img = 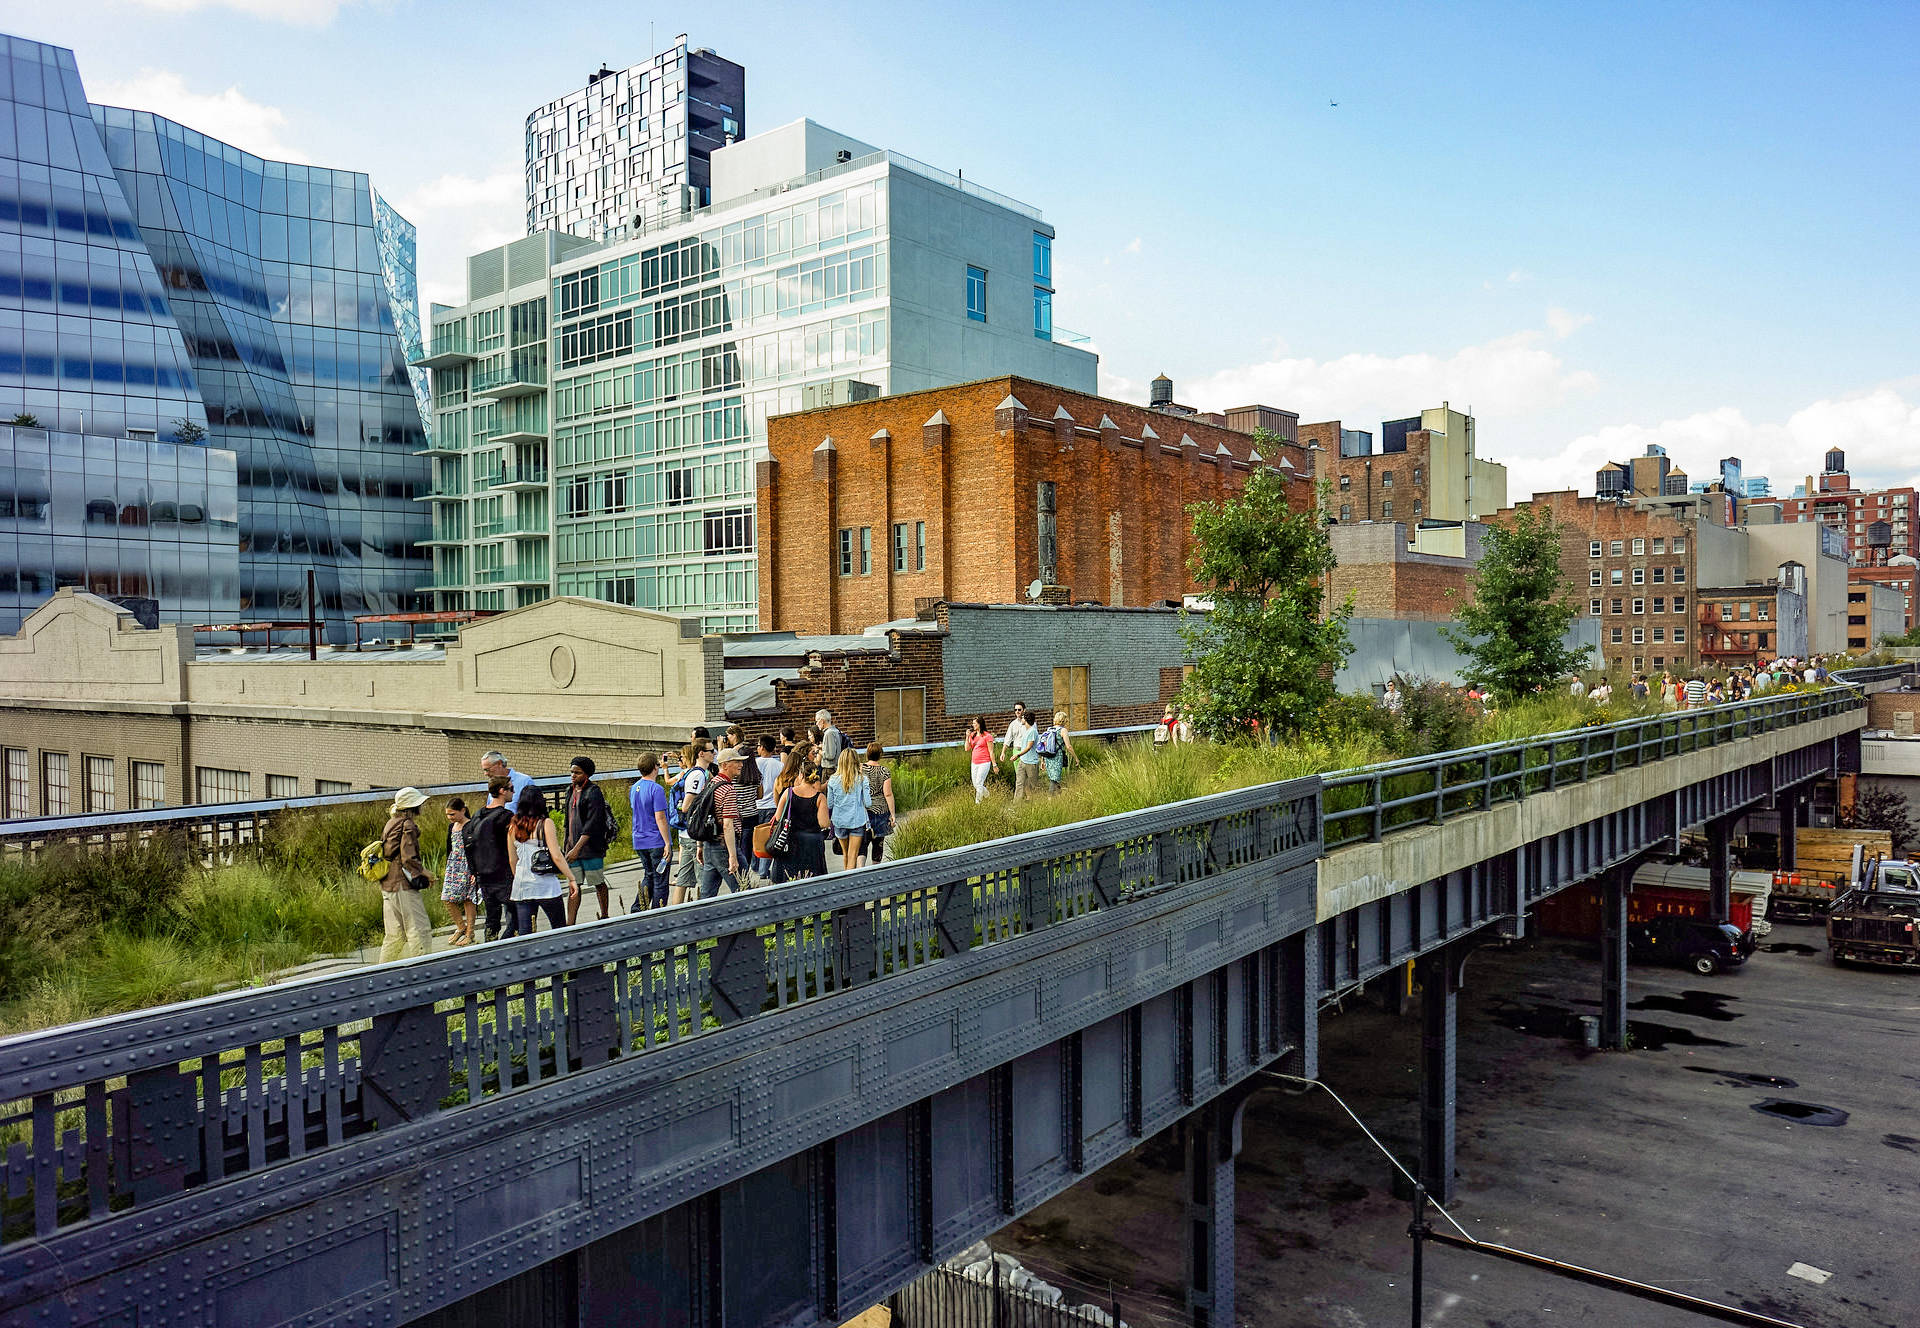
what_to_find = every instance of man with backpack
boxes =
[562,755,618,923]
[668,742,713,905]
[464,777,516,940]
[817,709,848,768]
[688,747,749,899]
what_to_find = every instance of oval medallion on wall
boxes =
[550,643,576,688]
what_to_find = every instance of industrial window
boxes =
[1611,598,1624,614]
[1382,501,1393,519]
[1590,570,1602,587]
[1590,599,1602,615]
[1610,540,1624,555]
[1653,628,1666,642]
[1632,598,1645,615]
[703,508,754,556]
[1653,597,1666,613]
[1673,595,1686,613]
[317,780,351,796]
[873,687,927,747]
[1382,471,1394,488]
[1632,567,1645,585]
[1672,566,1686,583]
[1652,538,1666,553]
[1632,628,1645,644]
[132,760,165,809]
[1673,537,1687,553]
[838,527,855,576]
[1038,481,1057,582]
[1610,569,1624,585]
[915,521,927,572]
[1673,627,1687,643]
[1590,542,1602,558]
[860,526,872,574]
[1632,538,1645,555]
[1610,627,1623,644]
[4,748,28,817]
[893,522,911,573]
[1652,567,1665,583]
[42,752,70,816]
[965,265,987,322]
[1052,666,1090,731]
[1653,656,1666,668]
[195,767,250,804]
[85,755,115,813]
[266,775,299,800]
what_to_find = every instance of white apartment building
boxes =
[417,119,1098,628]
[525,36,745,242]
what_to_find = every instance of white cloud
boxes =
[90,69,307,161]
[119,0,357,25]
[1123,236,1142,255]
[1529,381,1920,501]
[1545,307,1593,339]
[1183,319,1599,427]
[389,171,523,310]
[1507,269,1532,284]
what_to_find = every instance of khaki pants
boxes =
[380,888,432,962]
[1014,762,1041,801]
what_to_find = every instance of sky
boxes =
[6,0,1918,501]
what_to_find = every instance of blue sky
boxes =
[7,0,1917,498]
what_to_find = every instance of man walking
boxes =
[562,755,615,923]
[1002,703,1040,801]
[629,753,673,911]
[671,742,713,904]
[697,747,750,899]
[465,777,516,939]
[817,709,847,768]
[480,750,533,805]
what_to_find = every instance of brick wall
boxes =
[759,377,1313,634]
[1321,432,1436,525]
[0,706,184,817]
[1325,523,1476,622]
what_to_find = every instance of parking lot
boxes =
[997,931,1920,1327]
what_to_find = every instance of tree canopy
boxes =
[1445,504,1586,701]
[1177,460,1351,740]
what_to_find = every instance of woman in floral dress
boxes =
[441,797,478,945]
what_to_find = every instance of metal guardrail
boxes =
[1321,668,1893,850]
[0,777,1321,1252]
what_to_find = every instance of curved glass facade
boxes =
[92,105,429,623]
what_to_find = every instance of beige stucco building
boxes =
[0,591,724,817]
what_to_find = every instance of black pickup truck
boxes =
[1827,887,1920,968]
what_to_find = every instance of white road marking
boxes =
[1787,1262,1833,1285]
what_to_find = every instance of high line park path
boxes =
[0,666,1902,1328]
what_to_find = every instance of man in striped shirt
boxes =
[697,747,750,899]
[1684,676,1708,708]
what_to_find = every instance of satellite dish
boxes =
[1027,579,1045,601]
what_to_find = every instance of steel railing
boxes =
[1321,667,1896,850]
[0,776,1322,1250]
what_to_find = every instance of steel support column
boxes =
[1707,814,1734,924]
[1184,1094,1247,1328]
[1781,794,1800,871]
[1416,944,1465,1206]
[1599,865,1630,1051]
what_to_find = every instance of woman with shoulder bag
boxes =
[785,750,831,879]
[509,785,575,933]
[760,747,804,885]
[862,743,898,863]
[825,747,872,870]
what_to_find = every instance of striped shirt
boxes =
[1684,679,1707,706]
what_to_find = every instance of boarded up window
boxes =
[1052,666,1090,731]
[874,687,927,747]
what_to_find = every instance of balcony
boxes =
[473,355,547,399]
[419,528,468,546]
[476,563,548,587]
[493,466,548,492]
[472,515,549,540]
[492,425,547,446]
[411,330,475,370]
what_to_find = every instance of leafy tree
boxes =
[1446,505,1586,702]
[1851,785,1918,858]
[1177,465,1351,740]
[9,412,40,427]
[173,418,208,443]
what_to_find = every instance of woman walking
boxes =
[508,785,575,935]
[440,796,478,946]
[965,716,994,803]
[826,747,873,870]
[862,744,898,863]
[378,787,433,962]
[1040,710,1078,795]
[785,752,831,879]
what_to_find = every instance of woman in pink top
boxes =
[965,715,995,803]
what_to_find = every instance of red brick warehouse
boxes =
[756,376,1314,634]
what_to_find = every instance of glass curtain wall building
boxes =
[91,104,430,628]
[420,119,1096,629]
[0,34,238,633]
[526,36,744,243]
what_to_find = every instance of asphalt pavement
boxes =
[996,931,1920,1327]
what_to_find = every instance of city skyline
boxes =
[1,0,1915,507]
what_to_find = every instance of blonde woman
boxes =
[825,746,872,870]
[1039,710,1078,794]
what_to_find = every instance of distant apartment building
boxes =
[1144,373,1301,442]
[0,33,428,635]
[1302,404,1507,525]
[756,377,1309,635]
[1595,445,1690,499]
[1775,446,1914,565]
[417,119,1098,629]
[526,37,745,242]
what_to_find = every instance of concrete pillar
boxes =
[1708,815,1733,924]
[1416,946,1460,1205]
[1184,1094,1246,1328]
[1600,865,1630,1051]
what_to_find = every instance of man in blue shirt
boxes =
[629,752,673,910]
[481,750,533,805]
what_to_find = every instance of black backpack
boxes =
[682,777,725,843]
